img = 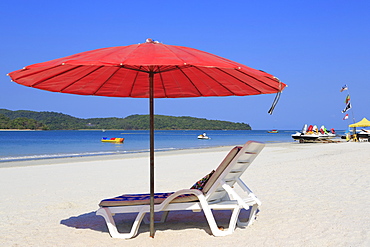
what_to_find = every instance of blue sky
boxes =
[1,0,369,130]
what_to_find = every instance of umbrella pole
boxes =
[149,72,155,238]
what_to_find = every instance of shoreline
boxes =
[0,129,43,131]
[0,141,297,168]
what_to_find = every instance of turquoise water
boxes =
[0,130,344,162]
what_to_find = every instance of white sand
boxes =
[0,142,369,246]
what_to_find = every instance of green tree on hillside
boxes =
[0,109,252,130]
[10,117,48,130]
[0,114,11,129]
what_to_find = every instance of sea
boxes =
[0,129,345,163]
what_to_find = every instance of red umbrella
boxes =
[8,39,287,237]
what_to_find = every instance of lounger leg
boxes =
[143,211,169,224]
[226,207,241,234]
[160,211,169,222]
[96,207,123,238]
[197,197,232,237]
[237,204,258,227]
[96,207,146,239]
[246,204,258,226]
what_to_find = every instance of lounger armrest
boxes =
[159,189,205,210]
[221,182,261,207]
[235,178,261,205]
[170,189,204,197]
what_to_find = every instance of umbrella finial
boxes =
[146,38,159,44]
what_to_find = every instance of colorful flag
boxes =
[343,114,349,120]
[345,94,350,104]
[341,102,352,113]
[340,84,348,92]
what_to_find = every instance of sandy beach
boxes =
[0,141,369,246]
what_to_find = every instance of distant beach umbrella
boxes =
[8,39,287,237]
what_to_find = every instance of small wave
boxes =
[0,147,183,163]
[0,151,118,162]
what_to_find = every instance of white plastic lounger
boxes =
[96,141,265,239]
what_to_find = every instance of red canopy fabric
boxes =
[8,41,286,98]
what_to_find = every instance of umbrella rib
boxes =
[236,69,282,92]
[29,65,83,87]
[120,64,185,74]
[11,65,60,81]
[215,68,262,94]
[155,65,182,73]
[158,71,167,97]
[154,66,172,98]
[161,44,187,64]
[176,66,203,95]
[128,66,142,97]
[191,66,235,95]
[91,66,122,95]
[59,66,104,92]
[120,65,150,73]
[158,45,200,73]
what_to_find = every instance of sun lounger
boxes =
[96,141,265,239]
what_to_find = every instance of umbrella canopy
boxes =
[349,118,370,127]
[8,39,287,238]
[8,40,285,98]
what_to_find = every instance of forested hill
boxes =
[0,109,251,130]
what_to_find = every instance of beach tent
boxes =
[349,118,370,127]
[348,118,370,142]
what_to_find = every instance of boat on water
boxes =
[101,137,124,143]
[267,129,278,133]
[198,133,211,139]
[292,124,336,141]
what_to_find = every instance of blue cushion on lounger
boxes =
[99,192,198,207]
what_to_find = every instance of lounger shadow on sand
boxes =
[61,208,258,236]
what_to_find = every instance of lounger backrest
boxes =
[204,141,265,204]
[202,146,241,194]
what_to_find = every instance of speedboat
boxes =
[292,125,319,141]
[292,124,336,141]
[318,125,336,139]
[198,133,211,139]
[101,137,124,143]
[291,132,320,141]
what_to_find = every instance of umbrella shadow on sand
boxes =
[60,208,256,236]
